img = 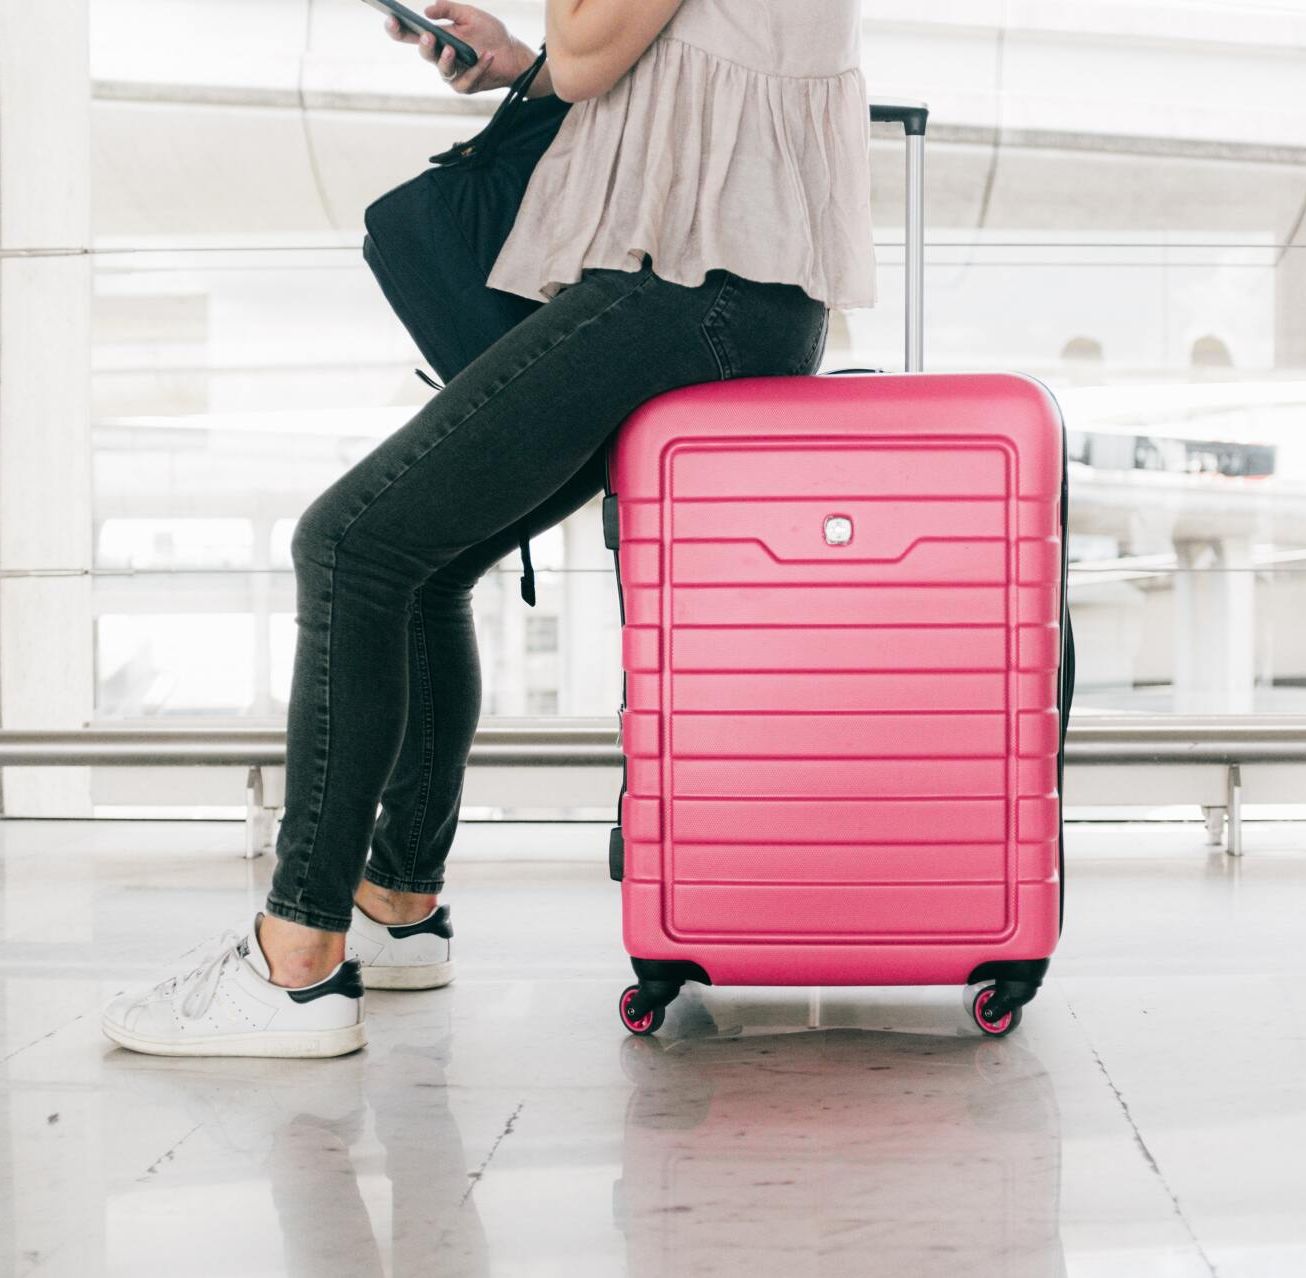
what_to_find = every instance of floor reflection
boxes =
[6,830,1302,1274]
[614,992,1066,1277]
[272,1040,490,1277]
[102,1025,490,1276]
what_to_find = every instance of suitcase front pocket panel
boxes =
[663,438,1026,944]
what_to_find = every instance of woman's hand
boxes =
[384,2,539,95]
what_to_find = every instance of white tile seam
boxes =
[461,1099,525,1206]
[0,1010,91,1065]
[1060,985,1220,1277]
[137,1121,204,1183]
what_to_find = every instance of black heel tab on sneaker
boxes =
[387,904,452,941]
[287,958,365,1003]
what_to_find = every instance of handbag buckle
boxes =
[428,42,546,168]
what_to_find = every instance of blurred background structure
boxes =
[2,0,1305,819]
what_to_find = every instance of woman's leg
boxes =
[357,287,828,920]
[360,445,607,919]
[262,257,828,978]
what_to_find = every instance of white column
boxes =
[0,0,95,815]
[1173,538,1256,714]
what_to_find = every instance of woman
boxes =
[102,0,877,1057]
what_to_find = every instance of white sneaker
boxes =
[102,914,367,1059]
[346,902,455,990]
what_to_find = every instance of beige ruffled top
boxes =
[485,0,877,312]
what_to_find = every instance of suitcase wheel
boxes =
[971,985,1023,1037]
[619,984,666,1037]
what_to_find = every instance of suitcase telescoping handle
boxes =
[870,99,929,372]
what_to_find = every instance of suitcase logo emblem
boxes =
[823,515,853,546]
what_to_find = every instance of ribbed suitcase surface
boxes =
[611,371,1065,989]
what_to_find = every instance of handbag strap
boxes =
[424,42,549,605]
[512,42,549,101]
[428,42,549,166]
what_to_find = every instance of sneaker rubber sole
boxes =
[101,1017,367,1059]
[360,960,455,991]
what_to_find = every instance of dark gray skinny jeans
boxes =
[266,253,829,932]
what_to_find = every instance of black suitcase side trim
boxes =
[603,441,628,874]
[602,493,620,551]
[1021,378,1076,939]
[608,826,625,882]
[1056,417,1075,938]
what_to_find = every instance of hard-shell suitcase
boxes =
[603,101,1074,1038]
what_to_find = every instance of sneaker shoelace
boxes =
[154,929,246,1020]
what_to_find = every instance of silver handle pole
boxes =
[905,132,925,372]
[870,101,929,371]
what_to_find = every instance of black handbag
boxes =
[362,44,571,604]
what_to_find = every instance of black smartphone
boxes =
[359,0,479,69]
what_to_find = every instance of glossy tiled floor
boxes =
[1,818,1304,1278]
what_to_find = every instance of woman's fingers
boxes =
[385,16,419,44]
[419,33,459,72]
[454,48,494,91]
[424,37,493,92]
[423,1,471,22]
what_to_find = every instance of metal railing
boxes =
[0,720,618,768]
[2,717,1304,859]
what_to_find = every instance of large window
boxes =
[2,1,1305,817]
[85,238,1306,722]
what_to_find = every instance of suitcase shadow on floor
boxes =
[613,991,1067,1278]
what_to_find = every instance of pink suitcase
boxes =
[602,102,1074,1038]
